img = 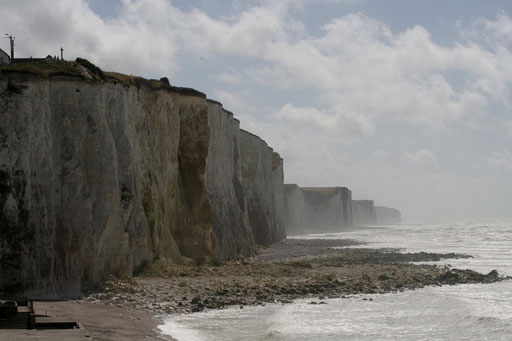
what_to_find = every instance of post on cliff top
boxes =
[5,34,14,60]
[60,47,64,60]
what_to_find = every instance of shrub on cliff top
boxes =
[0,59,81,78]
[160,77,170,86]
[75,57,105,79]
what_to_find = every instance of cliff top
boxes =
[375,206,401,212]
[353,199,375,204]
[301,187,349,193]
[0,58,206,98]
[239,129,271,147]
[0,58,83,78]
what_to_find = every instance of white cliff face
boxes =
[302,187,352,229]
[0,74,286,297]
[206,101,254,260]
[239,130,286,246]
[0,76,219,297]
[1,77,157,297]
[375,206,402,223]
[271,153,286,242]
[351,200,377,226]
[174,93,217,264]
[283,184,306,231]
[283,186,352,232]
[0,71,401,298]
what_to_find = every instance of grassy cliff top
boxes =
[0,59,82,78]
[0,58,205,97]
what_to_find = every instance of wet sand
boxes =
[33,300,170,340]
[37,238,506,340]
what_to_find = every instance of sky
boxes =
[1,0,512,221]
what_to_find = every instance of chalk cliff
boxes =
[0,61,401,298]
[239,131,285,246]
[283,186,402,231]
[302,187,353,229]
[0,71,284,297]
[351,200,377,226]
[283,184,306,232]
[375,206,402,223]
[205,100,254,259]
[283,185,352,231]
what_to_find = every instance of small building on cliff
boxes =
[0,49,10,64]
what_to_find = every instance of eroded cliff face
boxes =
[271,153,286,242]
[351,200,377,226]
[283,184,306,232]
[283,185,352,231]
[205,101,254,260]
[375,206,402,223]
[239,131,285,246]
[302,187,353,229]
[0,74,285,297]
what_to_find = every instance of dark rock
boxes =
[439,270,459,282]
[377,274,390,281]
[487,270,499,278]
[191,306,204,312]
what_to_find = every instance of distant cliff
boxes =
[284,186,400,231]
[283,185,352,232]
[0,66,285,298]
[375,206,402,223]
[352,200,377,226]
[283,184,306,231]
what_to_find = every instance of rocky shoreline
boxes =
[77,238,506,317]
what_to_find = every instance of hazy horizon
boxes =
[3,0,511,220]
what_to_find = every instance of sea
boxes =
[159,218,512,340]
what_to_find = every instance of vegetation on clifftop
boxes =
[0,57,205,97]
[0,59,82,78]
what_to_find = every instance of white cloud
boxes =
[405,149,438,168]
[277,104,338,131]
[216,71,243,85]
[212,90,247,113]
[175,2,297,58]
[472,11,512,43]
[504,121,512,137]
[487,150,512,173]
[177,9,500,130]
